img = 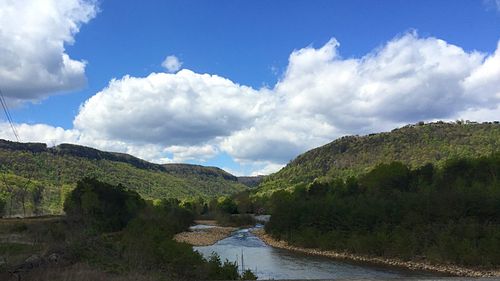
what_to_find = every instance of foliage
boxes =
[266,153,500,266]
[216,196,239,214]
[0,194,5,217]
[63,178,253,279]
[64,178,146,232]
[215,214,256,227]
[259,122,500,195]
[206,253,240,280]
[1,178,257,279]
[0,141,247,216]
[241,269,258,280]
[0,173,45,217]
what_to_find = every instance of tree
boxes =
[64,178,145,232]
[0,194,6,217]
[217,196,238,214]
[360,162,410,192]
[241,269,258,280]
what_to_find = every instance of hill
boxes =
[237,176,265,187]
[259,121,500,194]
[0,140,247,216]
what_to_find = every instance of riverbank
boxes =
[174,222,236,246]
[251,229,500,278]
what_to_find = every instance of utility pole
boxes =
[241,249,244,274]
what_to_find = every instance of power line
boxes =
[0,88,20,142]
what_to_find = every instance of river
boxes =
[194,225,435,280]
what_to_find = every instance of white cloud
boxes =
[2,32,500,175]
[164,144,218,163]
[250,163,285,176]
[73,69,270,145]
[222,33,496,166]
[162,55,183,73]
[0,122,80,145]
[0,0,97,101]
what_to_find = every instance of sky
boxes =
[1,0,500,176]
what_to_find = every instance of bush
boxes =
[63,178,145,233]
[241,269,258,280]
[206,253,239,280]
[216,214,256,227]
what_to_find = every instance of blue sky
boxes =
[1,0,500,175]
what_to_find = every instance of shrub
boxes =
[63,178,145,232]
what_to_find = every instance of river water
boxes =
[194,225,434,280]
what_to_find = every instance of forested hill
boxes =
[259,121,500,193]
[0,140,247,216]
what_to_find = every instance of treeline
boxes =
[177,191,259,227]
[49,178,256,280]
[0,147,246,216]
[0,172,72,218]
[261,122,500,194]
[265,153,500,266]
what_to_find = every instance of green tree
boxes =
[217,196,238,214]
[241,269,258,280]
[64,178,145,232]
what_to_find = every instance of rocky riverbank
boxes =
[251,229,500,278]
[174,223,236,246]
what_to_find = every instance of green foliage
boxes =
[215,214,256,227]
[0,194,5,217]
[209,194,257,227]
[266,154,500,266]
[206,253,240,280]
[259,122,500,194]
[1,189,257,280]
[64,178,146,232]
[0,141,247,216]
[60,178,253,279]
[216,196,238,214]
[0,173,46,217]
[241,269,258,280]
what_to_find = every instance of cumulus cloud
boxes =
[162,55,183,73]
[164,144,218,162]
[2,32,500,175]
[0,0,97,101]
[74,69,271,145]
[0,122,80,145]
[222,33,497,166]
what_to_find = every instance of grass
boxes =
[0,263,166,281]
[0,216,64,270]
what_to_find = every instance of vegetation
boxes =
[0,140,248,216]
[1,178,256,280]
[259,122,500,194]
[265,153,500,266]
[64,178,146,233]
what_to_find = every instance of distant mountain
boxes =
[258,121,500,194]
[0,140,247,216]
[236,176,265,188]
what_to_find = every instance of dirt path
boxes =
[251,229,500,278]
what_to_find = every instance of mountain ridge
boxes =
[258,121,500,193]
[0,139,253,216]
[0,139,267,185]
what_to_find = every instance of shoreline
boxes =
[174,223,236,246]
[251,229,500,278]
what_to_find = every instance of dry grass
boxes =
[1,263,164,281]
[193,220,218,226]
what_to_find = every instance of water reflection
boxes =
[194,226,431,280]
